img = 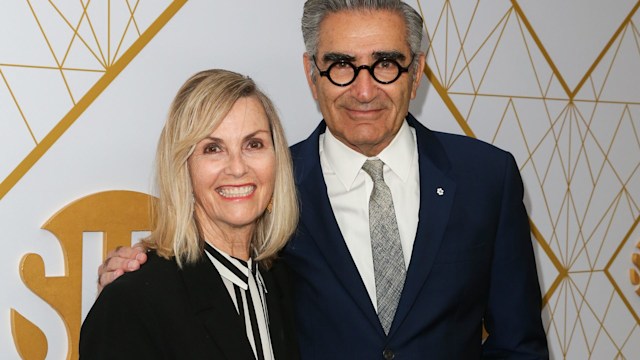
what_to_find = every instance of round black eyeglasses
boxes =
[313,55,414,87]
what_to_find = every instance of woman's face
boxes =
[188,96,276,237]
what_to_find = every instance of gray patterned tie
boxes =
[362,159,406,334]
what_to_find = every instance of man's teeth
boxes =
[217,185,255,198]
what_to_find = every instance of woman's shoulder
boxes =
[100,251,180,297]
[81,253,186,358]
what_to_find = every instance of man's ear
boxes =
[303,53,319,100]
[410,52,426,99]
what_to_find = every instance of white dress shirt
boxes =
[319,120,421,310]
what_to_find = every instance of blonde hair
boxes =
[144,69,298,269]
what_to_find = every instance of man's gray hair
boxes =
[301,0,424,57]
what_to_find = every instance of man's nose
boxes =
[350,68,377,101]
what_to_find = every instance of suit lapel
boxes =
[390,115,457,335]
[293,118,459,338]
[181,256,256,360]
[294,122,382,332]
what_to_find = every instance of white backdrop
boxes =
[1,1,639,359]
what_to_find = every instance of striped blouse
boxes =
[203,242,274,360]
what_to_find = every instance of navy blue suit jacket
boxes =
[283,114,548,359]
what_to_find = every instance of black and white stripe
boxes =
[204,242,273,360]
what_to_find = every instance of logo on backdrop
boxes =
[11,191,154,360]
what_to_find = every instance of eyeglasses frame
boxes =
[312,54,415,87]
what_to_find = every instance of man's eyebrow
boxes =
[322,52,356,63]
[320,51,408,64]
[372,51,407,61]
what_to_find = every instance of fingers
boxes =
[97,268,124,293]
[101,251,139,272]
[108,245,142,262]
[132,243,148,265]
[97,244,148,293]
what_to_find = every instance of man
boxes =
[100,1,548,358]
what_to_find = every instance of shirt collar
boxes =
[321,119,416,190]
[204,242,252,291]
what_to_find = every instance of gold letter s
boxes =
[12,190,153,360]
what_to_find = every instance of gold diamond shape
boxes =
[607,219,640,323]
[514,0,639,91]
[417,0,640,357]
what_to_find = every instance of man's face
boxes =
[304,9,425,156]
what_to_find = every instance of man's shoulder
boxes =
[289,137,308,154]
[432,130,507,154]
[408,113,510,158]
[409,120,515,178]
[289,132,316,155]
[289,121,325,155]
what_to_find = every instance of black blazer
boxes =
[80,252,299,360]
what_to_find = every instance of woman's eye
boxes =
[204,144,221,153]
[247,140,264,149]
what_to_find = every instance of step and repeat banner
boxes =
[1,1,639,359]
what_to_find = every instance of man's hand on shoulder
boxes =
[98,243,148,293]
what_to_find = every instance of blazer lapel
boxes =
[390,115,457,335]
[181,256,256,360]
[293,122,382,332]
[263,269,285,359]
[261,264,297,360]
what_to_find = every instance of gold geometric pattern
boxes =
[416,0,640,358]
[3,1,639,359]
[0,0,186,200]
[1,2,185,359]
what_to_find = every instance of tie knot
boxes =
[362,159,385,182]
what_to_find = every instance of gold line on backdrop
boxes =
[2,1,186,359]
[1,0,639,358]
[418,0,640,357]
[0,0,187,201]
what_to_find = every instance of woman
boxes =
[80,69,299,359]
